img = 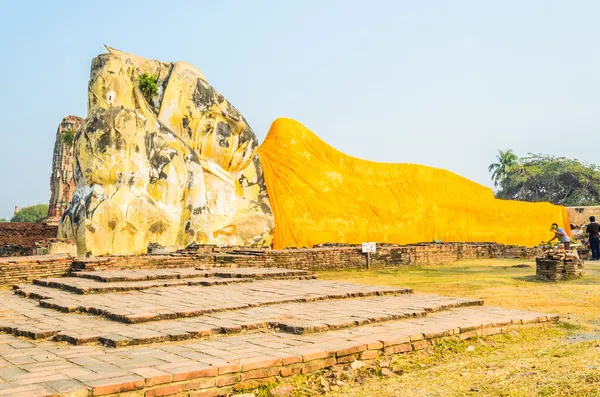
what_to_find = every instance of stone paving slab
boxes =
[0,302,557,397]
[15,280,412,323]
[0,292,481,347]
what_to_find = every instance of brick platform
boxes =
[0,266,558,396]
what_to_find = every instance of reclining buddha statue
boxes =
[59,47,274,255]
[61,47,571,255]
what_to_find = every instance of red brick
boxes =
[216,374,240,387]
[412,340,430,350]
[207,360,241,375]
[235,377,276,391]
[381,335,411,348]
[239,356,282,372]
[336,354,359,364]
[181,377,216,391]
[360,350,380,360]
[285,346,334,362]
[301,358,336,374]
[87,375,145,396]
[241,367,279,381]
[384,343,413,355]
[132,367,172,387]
[367,341,384,350]
[281,355,301,366]
[190,386,233,397]
[169,364,218,382]
[280,365,302,377]
[335,343,366,357]
[145,383,183,397]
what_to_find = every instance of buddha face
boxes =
[88,55,137,113]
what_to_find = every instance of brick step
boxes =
[14,280,412,323]
[31,277,252,294]
[205,268,315,279]
[0,300,559,397]
[31,273,316,294]
[72,267,314,282]
[72,268,211,281]
[0,293,480,347]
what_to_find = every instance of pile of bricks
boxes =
[0,223,58,257]
[0,244,31,257]
[536,249,585,281]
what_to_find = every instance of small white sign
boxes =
[362,242,376,253]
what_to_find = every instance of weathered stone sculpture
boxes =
[46,116,84,225]
[59,47,274,255]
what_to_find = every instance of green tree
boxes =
[10,204,49,223]
[0,218,7,222]
[488,149,519,188]
[137,72,158,103]
[496,154,600,206]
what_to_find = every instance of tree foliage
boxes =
[60,129,75,145]
[493,153,600,206]
[137,73,158,103]
[488,149,518,187]
[11,204,49,223]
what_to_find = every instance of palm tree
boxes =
[488,149,518,187]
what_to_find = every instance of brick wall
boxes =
[71,254,213,271]
[209,243,541,270]
[74,243,541,272]
[0,254,72,285]
[0,223,59,257]
[0,242,543,286]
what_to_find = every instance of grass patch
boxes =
[319,258,600,328]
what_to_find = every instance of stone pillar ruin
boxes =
[46,116,84,225]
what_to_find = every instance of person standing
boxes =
[586,216,600,260]
[548,223,571,251]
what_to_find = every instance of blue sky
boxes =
[0,0,599,219]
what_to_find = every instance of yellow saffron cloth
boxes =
[258,118,571,249]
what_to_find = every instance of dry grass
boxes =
[319,258,600,328]
[280,259,600,396]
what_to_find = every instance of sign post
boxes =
[361,242,376,269]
